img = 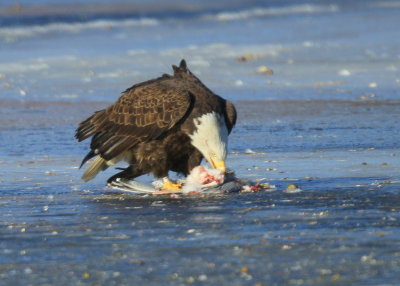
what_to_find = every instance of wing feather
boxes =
[76,80,192,162]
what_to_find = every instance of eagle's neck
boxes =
[188,112,228,163]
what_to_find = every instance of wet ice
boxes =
[1,0,400,285]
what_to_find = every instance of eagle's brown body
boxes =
[76,60,236,183]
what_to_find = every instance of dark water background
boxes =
[1,0,400,285]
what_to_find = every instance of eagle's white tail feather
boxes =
[82,156,109,182]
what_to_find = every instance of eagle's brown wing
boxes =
[76,81,192,164]
[225,100,237,133]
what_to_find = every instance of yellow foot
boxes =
[161,179,182,191]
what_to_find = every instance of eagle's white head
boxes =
[189,112,228,173]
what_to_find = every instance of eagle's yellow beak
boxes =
[210,159,226,173]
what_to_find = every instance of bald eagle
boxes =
[76,60,237,190]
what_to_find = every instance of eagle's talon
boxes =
[161,179,182,191]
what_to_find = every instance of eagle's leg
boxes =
[107,166,142,184]
[152,153,182,191]
[186,150,203,175]
[161,177,182,191]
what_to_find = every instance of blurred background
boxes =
[1,0,399,102]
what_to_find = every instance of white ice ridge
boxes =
[206,4,339,21]
[0,18,158,40]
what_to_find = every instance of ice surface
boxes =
[1,0,400,285]
[1,1,399,102]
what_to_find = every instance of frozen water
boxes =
[1,0,400,285]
